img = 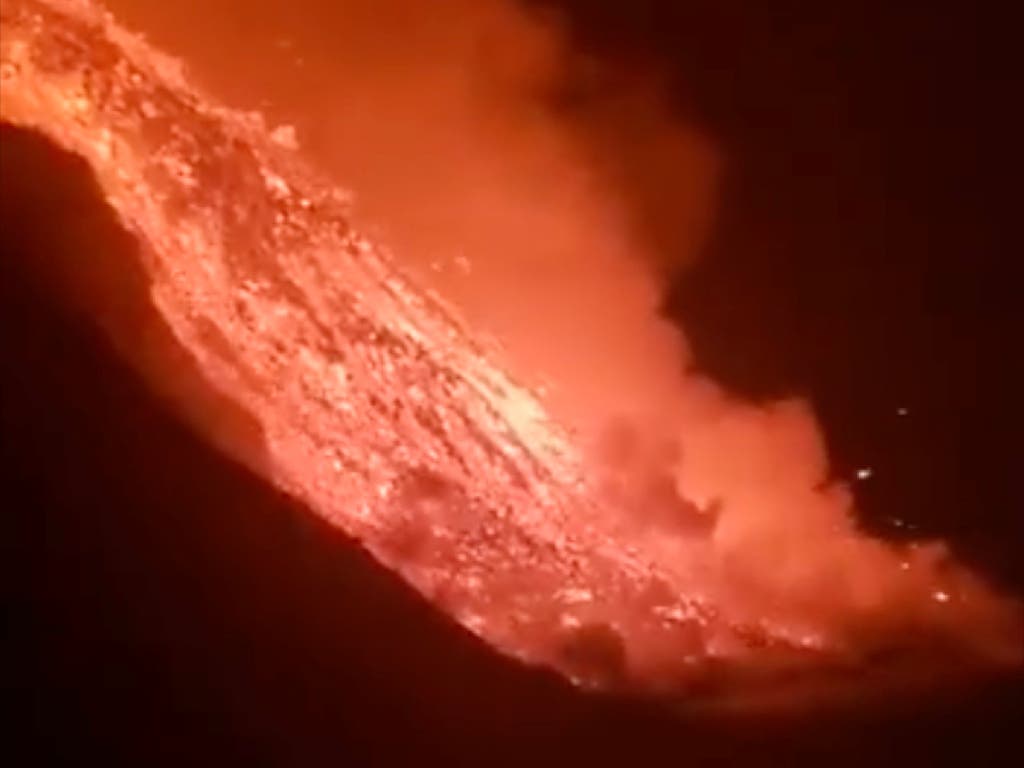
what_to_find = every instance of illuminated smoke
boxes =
[3,0,1020,692]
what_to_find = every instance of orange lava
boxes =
[2,0,1019,692]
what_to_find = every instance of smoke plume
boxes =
[100,0,1020,661]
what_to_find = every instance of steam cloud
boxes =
[104,0,1020,662]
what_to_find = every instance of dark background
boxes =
[547,0,1022,591]
[3,1,1022,765]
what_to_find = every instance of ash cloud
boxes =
[104,0,1021,665]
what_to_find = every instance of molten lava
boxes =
[2,0,1020,693]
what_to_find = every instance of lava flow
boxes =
[2,0,1020,694]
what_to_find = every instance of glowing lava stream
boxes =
[2,0,1020,692]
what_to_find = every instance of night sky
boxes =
[547,0,1021,591]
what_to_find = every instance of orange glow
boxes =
[2,0,1020,693]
